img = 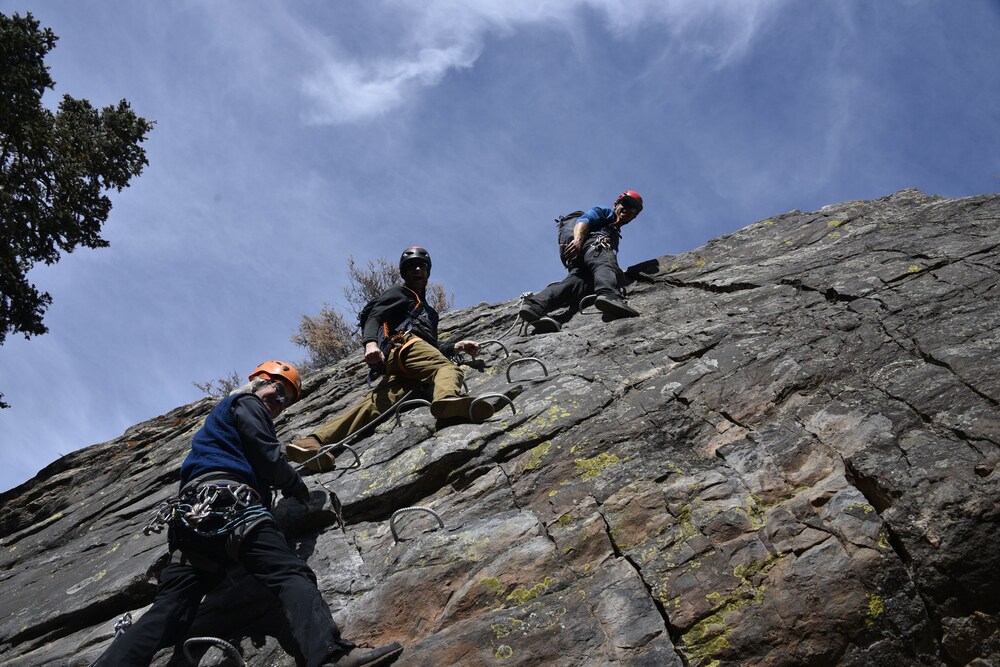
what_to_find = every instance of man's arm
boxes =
[234,396,307,498]
[564,220,590,257]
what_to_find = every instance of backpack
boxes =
[356,288,425,376]
[556,210,586,268]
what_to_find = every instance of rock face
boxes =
[2,189,999,666]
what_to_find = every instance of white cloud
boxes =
[294,0,786,125]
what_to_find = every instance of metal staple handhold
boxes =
[506,357,549,382]
[330,443,361,469]
[390,506,445,543]
[394,399,432,426]
[479,339,510,358]
[470,393,516,418]
[183,636,245,666]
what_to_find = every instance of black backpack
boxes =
[556,210,585,268]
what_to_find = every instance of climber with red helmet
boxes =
[91,361,403,667]
[287,246,492,471]
[520,190,644,331]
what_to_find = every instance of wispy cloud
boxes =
[294,0,785,125]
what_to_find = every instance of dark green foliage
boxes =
[0,12,154,407]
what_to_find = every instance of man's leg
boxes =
[289,381,410,469]
[586,246,639,318]
[394,337,494,422]
[239,522,355,667]
[523,270,589,317]
[91,560,217,666]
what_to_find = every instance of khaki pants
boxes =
[312,334,464,445]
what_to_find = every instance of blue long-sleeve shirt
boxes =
[579,205,623,252]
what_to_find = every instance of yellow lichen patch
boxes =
[105,542,121,555]
[523,441,553,473]
[681,555,785,662]
[783,239,792,246]
[865,593,885,625]
[555,514,573,528]
[670,262,681,271]
[480,577,502,591]
[548,490,558,497]
[361,446,428,497]
[574,452,620,481]
[694,257,706,267]
[763,219,775,226]
[829,231,841,239]
[827,219,844,227]
[506,576,553,606]
[495,644,513,659]
[908,265,922,273]
[877,532,890,550]
[847,502,876,515]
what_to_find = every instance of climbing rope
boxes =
[498,292,533,340]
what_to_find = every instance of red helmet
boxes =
[249,361,301,401]
[615,190,643,212]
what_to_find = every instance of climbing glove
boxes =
[282,477,311,506]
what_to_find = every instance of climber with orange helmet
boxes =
[520,190,644,331]
[287,246,492,472]
[92,360,402,667]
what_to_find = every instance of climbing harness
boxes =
[142,483,270,539]
[183,636,245,667]
[389,506,445,543]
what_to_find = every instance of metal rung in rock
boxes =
[479,339,510,358]
[390,506,445,542]
[506,357,549,382]
[394,399,432,426]
[470,393,516,418]
[183,636,245,666]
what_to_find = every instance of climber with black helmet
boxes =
[91,361,403,667]
[521,190,644,330]
[287,246,491,471]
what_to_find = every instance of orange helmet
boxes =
[249,361,302,401]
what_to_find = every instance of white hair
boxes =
[229,379,268,396]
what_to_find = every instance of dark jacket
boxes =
[179,393,303,508]
[361,284,456,357]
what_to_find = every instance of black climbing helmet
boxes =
[399,246,432,276]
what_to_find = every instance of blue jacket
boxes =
[180,393,301,508]
[579,206,623,252]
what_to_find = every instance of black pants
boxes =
[93,521,353,667]
[527,242,622,315]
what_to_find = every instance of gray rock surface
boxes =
[1,189,998,666]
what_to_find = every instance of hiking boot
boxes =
[324,641,403,667]
[430,395,495,422]
[287,436,336,473]
[594,295,639,319]
[518,303,545,323]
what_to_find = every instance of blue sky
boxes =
[2,0,998,493]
